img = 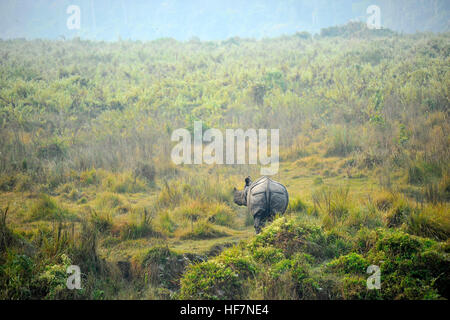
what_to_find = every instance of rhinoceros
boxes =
[234,176,289,234]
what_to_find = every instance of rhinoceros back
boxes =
[247,176,289,218]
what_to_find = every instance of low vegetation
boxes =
[0,23,449,299]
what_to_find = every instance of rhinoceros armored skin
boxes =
[245,176,289,233]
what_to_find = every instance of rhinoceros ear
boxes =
[245,176,251,186]
[233,187,237,191]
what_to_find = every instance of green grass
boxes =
[0,29,449,299]
[1,162,449,300]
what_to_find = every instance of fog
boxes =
[0,0,449,41]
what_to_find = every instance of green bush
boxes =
[179,261,244,299]
[327,253,370,274]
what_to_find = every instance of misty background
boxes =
[0,0,449,41]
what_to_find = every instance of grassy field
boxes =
[0,22,449,299]
[1,155,448,299]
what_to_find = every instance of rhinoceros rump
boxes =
[234,176,289,234]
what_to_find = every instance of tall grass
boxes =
[120,209,160,240]
[406,204,450,241]
[325,126,360,157]
[312,186,351,229]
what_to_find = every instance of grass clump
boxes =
[179,260,245,300]
[79,169,99,186]
[179,221,228,240]
[180,215,450,300]
[179,217,351,300]
[327,229,450,299]
[384,197,413,228]
[0,216,118,299]
[179,245,257,300]
[346,204,383,231]
[29,194,74,222]
[312,186,351,228]
[324,126,359,157]
[120,210,159,240]
[102,171,146,194]
[327,252,370,274]
[288,197,307,213]
[406,205,450,241]
[90,211,113,233]
[156,210,177,236]
[0,175,17,192]
[207,203,235,227]
[141,245,185,291]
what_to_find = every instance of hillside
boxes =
[0,23,449,299]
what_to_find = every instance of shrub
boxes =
[325,230,449,299]
[328,253,370,274]
[375,231,424,259]
[252,247,285,264]
[80,169,99,186]
[250,218,329,260]
[95,192,122,210]
[179,246,257,300]
[14,173,33,192]
[179,261,244,299]
[370,231,449,299]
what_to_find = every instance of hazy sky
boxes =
[0,0,448,41]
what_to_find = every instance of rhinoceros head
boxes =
[233,187,246,206]
[233,176,252,206]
